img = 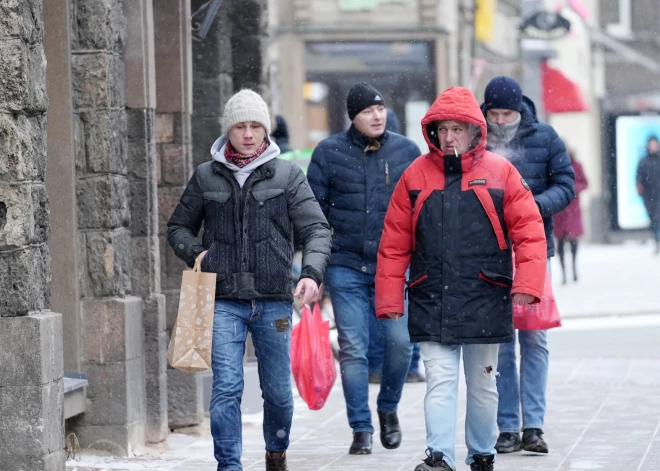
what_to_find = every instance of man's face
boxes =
[437,120,473,155]
[486,108,520,126]
[649,139,659,154]
[353,105,387,138]
[227,121,266,155]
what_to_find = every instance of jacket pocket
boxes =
[479,269,513,288]
[203,191,232,204]
[406,273,429,290]
[251,189,285,203]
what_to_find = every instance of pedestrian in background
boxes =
[637,135,660,255]
[481,76,575,454]
[168,89,331,471]
[307,83,420,455]
[368,107,424,385]
[554,151,589,283]
[377,86,547,471]
[271,114,292,154]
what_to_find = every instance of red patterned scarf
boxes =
[225,139,269,168]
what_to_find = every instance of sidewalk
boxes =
[550,242,660,318]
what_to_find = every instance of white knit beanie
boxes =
[222,89,271,135]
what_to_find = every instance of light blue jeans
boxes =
[496,330,548,432]
[420,342,499,470]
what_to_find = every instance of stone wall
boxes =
[69,0,146,454]
[0,0,65,469]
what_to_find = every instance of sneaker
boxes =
[265,451,288,471]
[470,454,494,471]
[406,371,426,383]
[414,449,452,470]
[522,428,549,453]
[495,432,520,453]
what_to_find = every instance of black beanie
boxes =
[484,76,523,112]
[347,83,385,121]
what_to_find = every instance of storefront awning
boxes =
[541,61,589,113]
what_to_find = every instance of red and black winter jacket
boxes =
[375,87,547,345]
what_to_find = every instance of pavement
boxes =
[66,244,660,471]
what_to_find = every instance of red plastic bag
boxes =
[290,303,337,410]
[513,265,562,330]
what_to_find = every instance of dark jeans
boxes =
[368,311,421,375]
[325,265,412,433]
[210,299,293,471]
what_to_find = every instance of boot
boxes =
[349,431,372,455]
[265,451,288,471]
[406,371,426,383]
[378,410,402,449]
[470,454,494,471]
[495,432,520,453]
[522,428,549,453]
[414,450,452,471]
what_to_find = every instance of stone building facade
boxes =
[0,0,269,468]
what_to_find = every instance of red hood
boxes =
[421,87,488,164]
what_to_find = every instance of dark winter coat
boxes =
[167,158,331,301]
[637,152,660,225]
[481,96,575,257]
[376,87,547,345]
[307,125,421,275]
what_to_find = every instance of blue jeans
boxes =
[420,342,499,470]
[368,313,421,374]
[210,300,294,471]
[325,265,412,433]
[496,329,548,433]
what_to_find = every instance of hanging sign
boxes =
[521,11,571,40]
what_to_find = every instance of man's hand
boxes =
[512,293,536,305]
[385,312,403,321]
[294,278,320,306]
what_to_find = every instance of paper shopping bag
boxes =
[167,254,216,372]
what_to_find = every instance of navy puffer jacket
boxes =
[482,96,575,257]
[307,125,421,274]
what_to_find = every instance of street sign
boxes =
[521,11,571,40]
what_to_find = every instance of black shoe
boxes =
[495,432,521,453]
[378,410,402,449]
[369,373,382,384]
[406,371,426,383]
[522,428,549,453]
[349,431,373,455]
[470,454,494,471]
[414,449,452,470]
[265,451,289,471]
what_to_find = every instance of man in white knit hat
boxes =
[168,89,331,471]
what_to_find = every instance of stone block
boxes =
[77,232,90,297]
[0,112,47,182]
[131,235,160,296]
[0,245,50,317]
[126,107,155,144]
[74,421,145,457]
[155,113,174,144]
[80,297,143,365]
[144,329,167,380]
[79,110,127,175]
[76,175,130,230]
[71,53,125,111]
[0,380,64,456]
[74,113,86,173]
[159,143,189,186]
[0,451,66,471]
[160,234,188,291]
[72,0,126,53]
[143,293,166,341]
[172,112,192,145]
[157,186,184,236]
[230,36,263,88]
[167,368,204,429]
[83,229,132,297]
[164,288,181,332]
[0,39,48,113]
[127,138,156,182]
[0,0,44,43]
[80,355,145,427]
[129,181,150,237]
[192,116,221,168]
[0,182,49,250]
[0,312,63,387]
[193,74,232,119]
[145,372,168,443]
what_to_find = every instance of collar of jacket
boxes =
[347,124,388,151]
[428,149,481,173]
[212,158,278,182]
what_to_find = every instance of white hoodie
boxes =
[210,136,281,187]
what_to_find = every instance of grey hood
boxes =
[211,135,281,187]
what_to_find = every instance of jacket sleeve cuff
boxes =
[511,287,543,304]
[300,267,323,288]
[186,244,205,268]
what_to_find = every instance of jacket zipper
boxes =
[385,161,390,187]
